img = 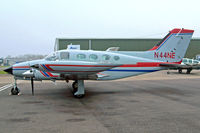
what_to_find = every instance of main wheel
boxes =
[11,87,20,95]
[74,94,85,98]
[178,69,182,74]
[186,69,192,74]
[72,81,78,94]
[167,71,170,74]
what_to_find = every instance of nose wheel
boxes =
[72,80,85,98]
[10,77,20,95]
[11,87,20,95]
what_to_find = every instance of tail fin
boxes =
[149,28,194,63]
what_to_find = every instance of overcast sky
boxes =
[0,0,200,57]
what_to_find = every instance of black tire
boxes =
[74,94,85,98]
[72,82,78,94]
[178,69,182,74]
[186,69,192,74]
[11,87,19,95]
[167,71,170,74]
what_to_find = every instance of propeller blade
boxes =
[31,77,34,95]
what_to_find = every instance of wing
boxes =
[31,62,121,80]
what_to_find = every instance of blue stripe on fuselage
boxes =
[42,65,50,71]
[42,71,49,77]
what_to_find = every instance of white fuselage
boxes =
[13,50,164,81]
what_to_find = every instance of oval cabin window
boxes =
[114,56,120,61]
[77,54,86,59]
[89,54,98,60]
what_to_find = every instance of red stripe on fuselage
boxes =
[120,62,160,67]
[120,61,181,67]
[41,65,47,71]
[13,66,30,68]
[40,71,47,77]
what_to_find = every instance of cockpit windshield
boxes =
[44,51,70,61]
[45,52,59,61]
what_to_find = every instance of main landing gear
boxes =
[186,68,192,74]
[178,68,182,74]
[178,68,192,74]
[10,77,20,95]
[72,80,85,98]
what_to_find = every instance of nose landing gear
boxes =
[11,87,20,95]
[10,77,20,95]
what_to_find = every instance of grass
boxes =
[0,71,7,74]
[0,66,10,74]
[0,66,10,68]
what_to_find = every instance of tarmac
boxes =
[1,70,200,133]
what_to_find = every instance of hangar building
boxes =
[54,38,200,58]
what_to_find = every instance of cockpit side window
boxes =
[60,52,69,60]
[45,52,59,61]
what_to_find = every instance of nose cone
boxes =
[4,66,13,75]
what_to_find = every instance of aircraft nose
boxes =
[4,66,13,75]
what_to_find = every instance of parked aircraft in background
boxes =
[169,58,200,74]
[4,28,194,98]
[182,58,200,65]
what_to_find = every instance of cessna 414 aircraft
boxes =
[4,28,194,98]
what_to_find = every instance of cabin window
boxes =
[60,52,69,60]
[89,54,98,60]
[189,59,192,64]
[102,54,110,60]
[194,60,199,64]
[77,54,86,59]
[182,58,187,63]
[113,56,120,61]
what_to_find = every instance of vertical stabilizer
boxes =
[149,28,194,63]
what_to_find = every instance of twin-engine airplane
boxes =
[4,28,194,98]
[168,58,200,74]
